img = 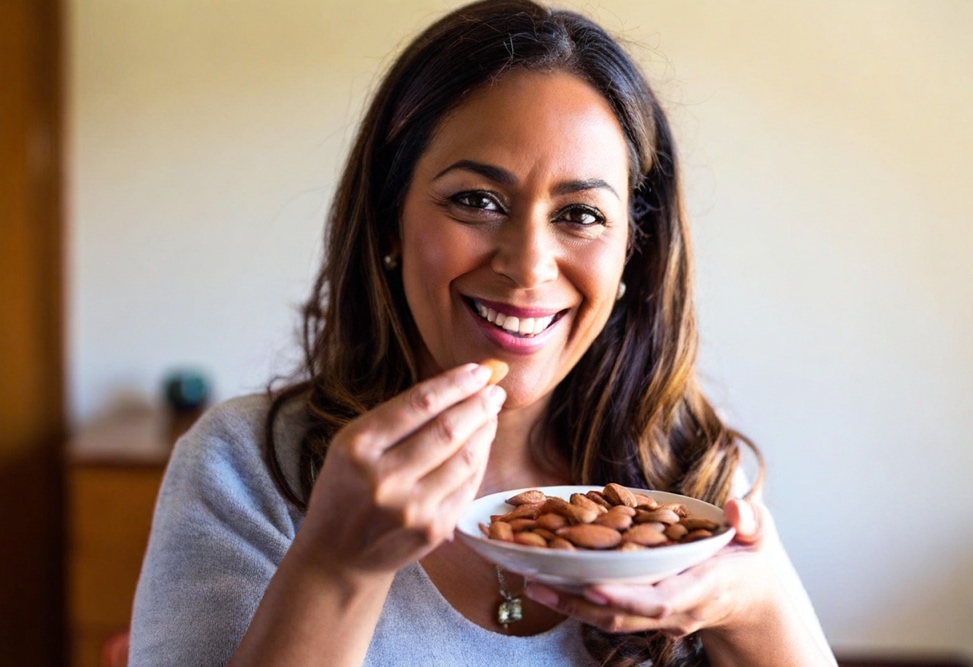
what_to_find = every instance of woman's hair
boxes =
[265,1,762,665]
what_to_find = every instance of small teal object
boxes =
[163,369,209,413]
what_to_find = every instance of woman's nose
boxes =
[489,214,559,288]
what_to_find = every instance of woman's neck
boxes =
[478,397,569,496]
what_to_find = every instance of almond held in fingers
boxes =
[482,358,509,385]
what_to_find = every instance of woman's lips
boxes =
[467,297,565,338]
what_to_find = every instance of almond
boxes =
[680,517,720,531]
[585,490,612,509]
[482,359,509,385]
[632,493,660,510]
[489,520,514,542]
[634,508,681,525]
[623,523,668,547]
[514,531,548,547]
[507,518,537,532]
[570,492,607,515]
[548,537,577,551]
[497,502,541,521]
[535,512,569,531]
[556,524,623,549]
[505,489,545,506]
[664,523,688,540]
[593,511,633,531]
[658,502,689,518]
[684,528,714,542]
[604,483,637,508]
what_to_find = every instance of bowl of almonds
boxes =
[456,484,735,588]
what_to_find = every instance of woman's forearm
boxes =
[228,539,394,667]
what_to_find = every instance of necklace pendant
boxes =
[497,596,523,628]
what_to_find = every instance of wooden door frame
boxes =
[0,0,66,664]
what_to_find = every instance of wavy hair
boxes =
[265,1,762,664]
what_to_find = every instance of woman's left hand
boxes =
[523,499,836,665]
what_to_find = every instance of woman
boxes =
[129,1,836,665]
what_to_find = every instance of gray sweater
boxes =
[129,394,596,666]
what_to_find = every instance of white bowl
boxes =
[456,485,735,590]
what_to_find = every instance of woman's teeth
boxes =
[474,301,555,337]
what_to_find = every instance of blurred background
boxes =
[2,0,970,665]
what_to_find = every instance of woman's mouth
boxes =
[470,299,562,338]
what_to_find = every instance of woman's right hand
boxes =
[230,364,503,667]
[293,362,505,579]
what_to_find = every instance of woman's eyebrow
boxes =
[434,159,620,199]
[553,178,620,200]
[434,160,515,185]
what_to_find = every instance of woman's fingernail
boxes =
[737,500,756,533]
[525,584,558,607]
[469,363,492,383]
[486,385,506,412]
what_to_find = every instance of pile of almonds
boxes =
[480,483,724,551]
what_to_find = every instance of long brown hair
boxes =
[265,1,762,664]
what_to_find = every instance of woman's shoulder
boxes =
[186,393,273,444]
[162,392,308,513]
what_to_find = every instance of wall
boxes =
[66,0,973,656]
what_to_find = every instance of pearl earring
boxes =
[616,281,627,301]
[382,254,398,270]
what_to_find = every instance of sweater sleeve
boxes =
[128,395,304,667]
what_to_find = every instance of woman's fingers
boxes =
[526,560,725,636]
[341,363,496,465]
[303,362,505,573]
[375,382,504,487]
[369,412,499,545]
[524,501,781,637]
[723,498,766,546]
[525,501,821,652]
[525,583,664,634]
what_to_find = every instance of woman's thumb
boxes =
[724,497,765,546]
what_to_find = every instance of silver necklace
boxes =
[495,566,523,629]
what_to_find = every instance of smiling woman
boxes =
[399,70,630,409]
[127,1,836,666]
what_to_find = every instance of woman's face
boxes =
[399,69,630,409]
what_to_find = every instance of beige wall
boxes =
[67,0,973,656]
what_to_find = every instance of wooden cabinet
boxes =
[65,408,172,667]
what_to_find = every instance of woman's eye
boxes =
[556,205,605,226]
[450,191,503,212]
